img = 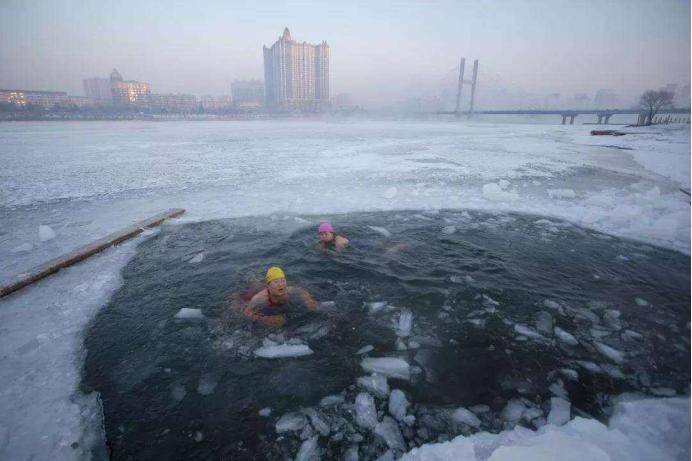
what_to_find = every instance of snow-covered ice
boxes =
[0,120,689,460]
[401,395,689,461]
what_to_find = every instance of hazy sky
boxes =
[0,0,689,107]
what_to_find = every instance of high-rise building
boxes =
[83,78,112,101]
[231,80,264,109]
[109,68,150,105]
[263,28,330,111]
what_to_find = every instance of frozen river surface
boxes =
[0,120,689,460]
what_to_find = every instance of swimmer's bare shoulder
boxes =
[335,235,349,250]
[288,286,318,310]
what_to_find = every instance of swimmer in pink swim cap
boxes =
[315,222,349,251]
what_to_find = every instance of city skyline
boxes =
[0,0,689,109]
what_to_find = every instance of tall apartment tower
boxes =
[263,28,329,111]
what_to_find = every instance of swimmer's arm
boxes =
[292,287,318,310]
[243,298,286,327]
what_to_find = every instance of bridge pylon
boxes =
[454,57,479,118]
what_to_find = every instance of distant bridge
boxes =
[437,108,691,124]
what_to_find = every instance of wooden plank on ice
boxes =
[0,208,185,298]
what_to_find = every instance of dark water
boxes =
[81,210,690,460]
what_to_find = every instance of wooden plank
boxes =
[0,208,185,298]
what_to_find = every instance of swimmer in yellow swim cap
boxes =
[241,266,317,328]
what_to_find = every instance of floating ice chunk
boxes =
[355,393,378,429]
[499,179,510,189]
[361,357,410,380]
[365,301,390,314]
[188,252,205,264]
[303,408,331,437]
[276,412,308,433]
[601,364,625,379]
[469,404,490,414]
[554,326,578,346]
[320,395,345,407]
[171,384,186,402]
[635,297,649,306]
[650,387,676,397]
[408,340,420,349]
[395,310,413,337]
[590,327,610,339]
[193,431,204,442]
[197,373,218,395]
[501,399,527,422]
[548,188,577,199]
[174,308,205,320]
[603,310,622,330]
[10,243,33,253]
[535,311,553,335]
[259,408,272,417]
[547,397,571,426]
[482,294,500,306]
[560,369,579,381]
[513,324,543,340]
[255,344,314,358]
[466,318,485,328]
[441,226,456,235]
[358,374,390,399]
[568,307,600,324]
[374,416,406,452]
[482,183,519,201]
[38,225,56,242]
[542,299,565,315]
[577,361,603,374]
[357,345,374,355]
[369,226,392,238]
[451,407,481,428]
[388,389,410,422]
[295,435,320,461]
[622,329,643,341]
[594,342,625,364]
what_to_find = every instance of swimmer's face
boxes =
[319,231,334,243]
[267,277,287,296]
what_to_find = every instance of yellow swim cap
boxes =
[265,266,286,285]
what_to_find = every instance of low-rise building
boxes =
[199,95,232,111]
[148,93,197,112]
[231,80,264,109]
[0,89,68,108]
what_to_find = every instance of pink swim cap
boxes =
[318,222,334,233]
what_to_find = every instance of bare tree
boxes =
[639,90,674,125]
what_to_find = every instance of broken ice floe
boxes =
[174,308,205,320]
[368,226,392,238]
[254,343,314,359]
[357,374,390,399]
[188,252,205,264]
[361,357,410,380]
